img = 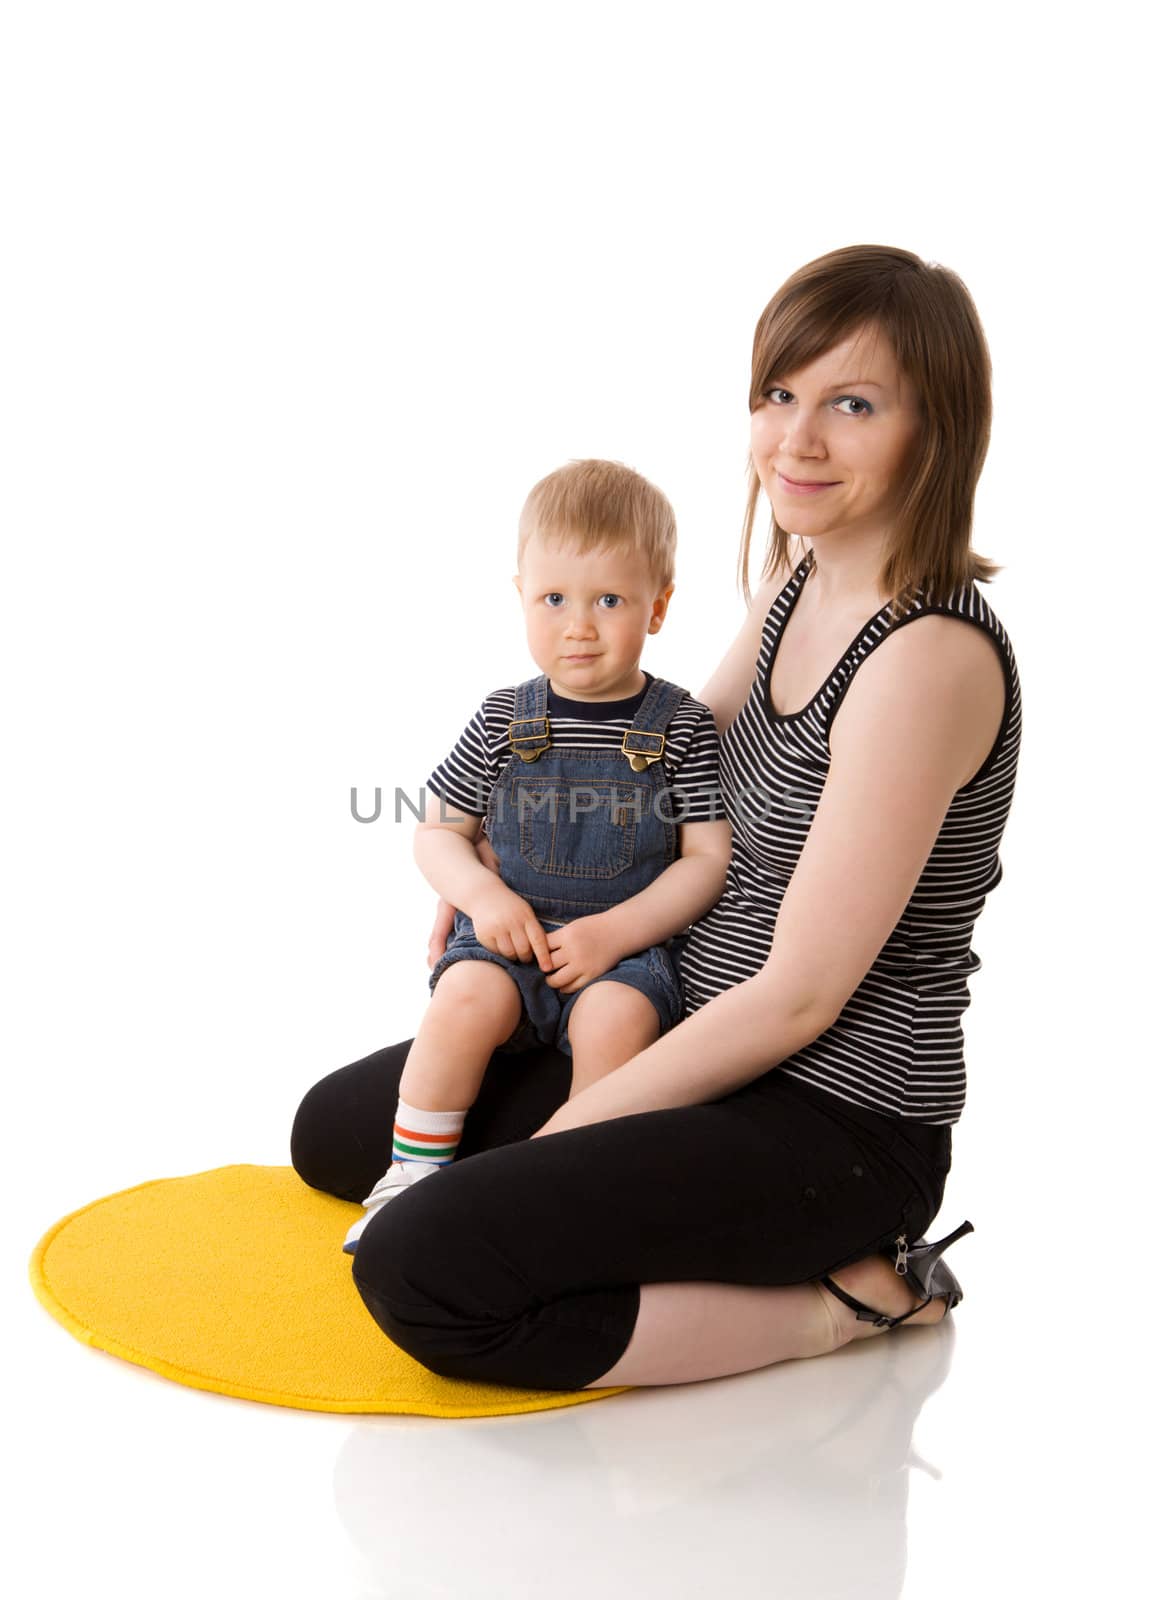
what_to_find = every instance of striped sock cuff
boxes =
[392,1095,468,1168]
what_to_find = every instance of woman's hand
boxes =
[427,897,458,969]
[426,832,503,968]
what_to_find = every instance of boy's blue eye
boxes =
[599,594,621,609]
[544,593,564,607]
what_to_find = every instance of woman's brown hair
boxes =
[739,244,1000,618]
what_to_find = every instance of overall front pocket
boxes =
[513,777,644,880]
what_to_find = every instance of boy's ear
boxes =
[648,582,675,634]
[512,573,523,596]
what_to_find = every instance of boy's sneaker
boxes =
[342,1161,441,1254]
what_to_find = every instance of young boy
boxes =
[343,459,731,1253]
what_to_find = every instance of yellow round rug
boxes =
[29,1164,627,1416]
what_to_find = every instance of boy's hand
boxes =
[470,883,553,970]
[427,833,504,967]
[542,915,625,995]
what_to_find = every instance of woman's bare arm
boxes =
[531,616,1004,1136]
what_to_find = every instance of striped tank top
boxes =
[678,552,1023,1126]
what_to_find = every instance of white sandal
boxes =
[342,1161,441,1255]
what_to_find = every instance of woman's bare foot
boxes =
[816,1251,948,1343]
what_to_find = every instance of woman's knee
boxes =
[349,1173,480,1373]
[289,1041,412,1200]
[290,1075,356,1198]
[349,1153,641,1389]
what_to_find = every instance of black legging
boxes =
[291,1038,953,1391]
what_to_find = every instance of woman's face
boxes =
[750,323,922,553]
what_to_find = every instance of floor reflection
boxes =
[333,1320,957,1600]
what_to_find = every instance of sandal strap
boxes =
[819,1274,931,1330]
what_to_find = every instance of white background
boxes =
[3,3,1149,1597]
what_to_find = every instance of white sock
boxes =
[391,1095,468,1169]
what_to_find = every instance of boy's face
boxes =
[514,534,674,701]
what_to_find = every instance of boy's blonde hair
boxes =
[518,459,676,590]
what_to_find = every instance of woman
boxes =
[291,243,1021,1391]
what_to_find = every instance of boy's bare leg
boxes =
[399,959,525,1111]
[564,980,662,1100]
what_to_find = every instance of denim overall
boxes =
[428,672,691,1056]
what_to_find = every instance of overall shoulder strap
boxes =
[508,674,551,762]
[621,678,687,769]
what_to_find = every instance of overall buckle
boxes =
[621,729,666,772]
[508,715,551,763]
